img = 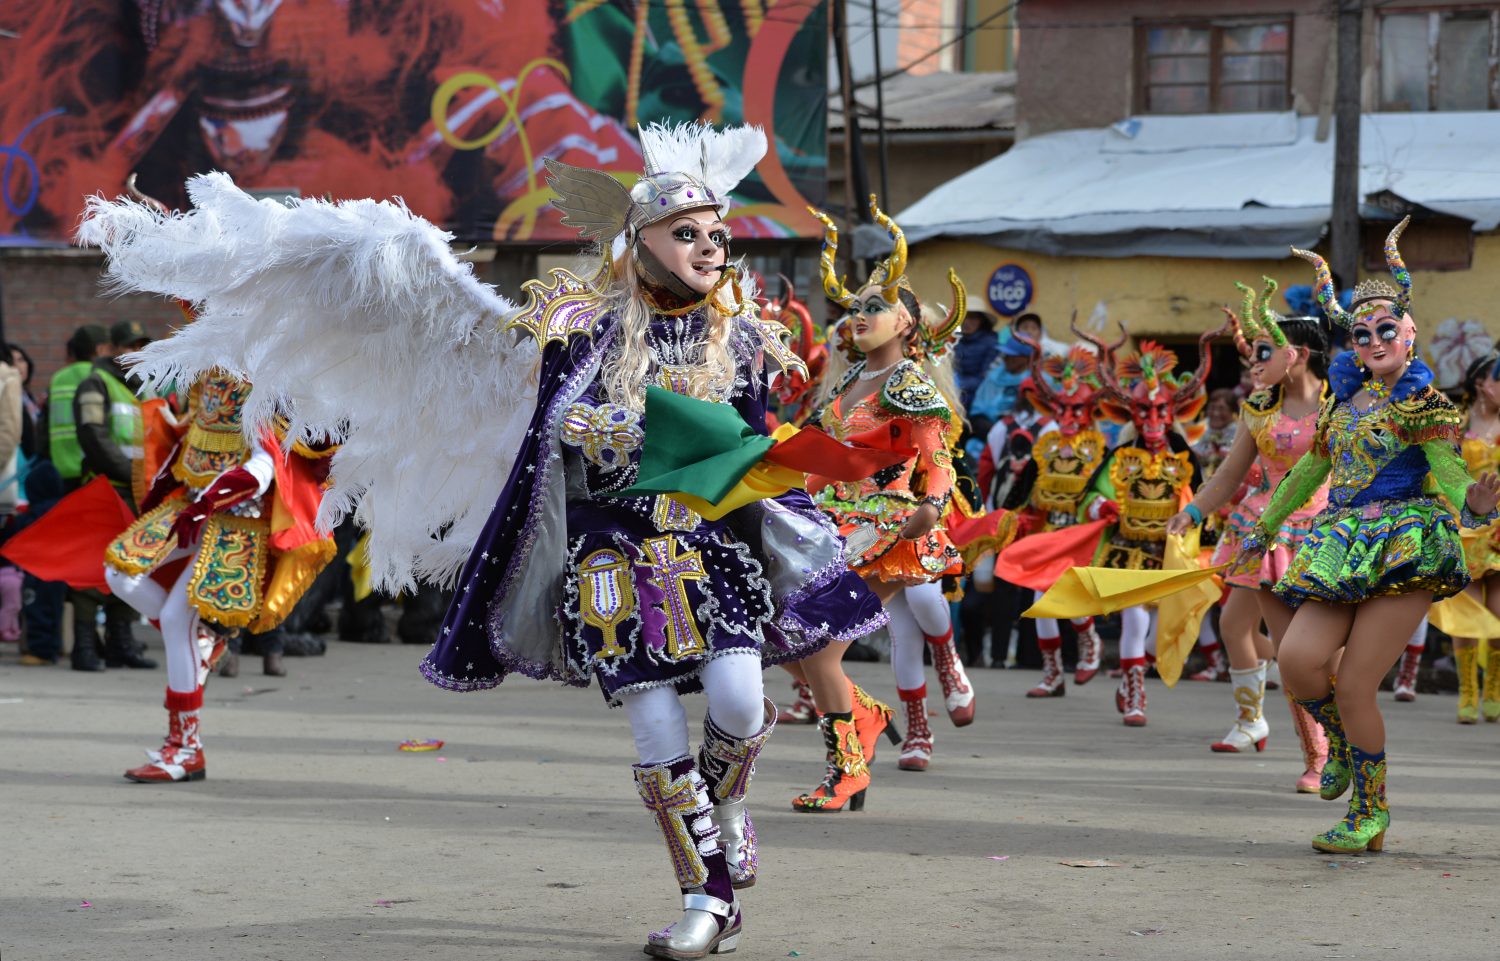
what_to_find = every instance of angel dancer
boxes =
[1011,340,1108,697]
[102,370,335,783]
[1239,219,1500,853]
[791,198,983,790]
[1075,320,1225,726]
[80,123,887,961]
[1167,280,1334,790]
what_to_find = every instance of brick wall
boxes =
[0,252,181,391]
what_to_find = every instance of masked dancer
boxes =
[1010,341,1108,697]
[1076,321,1224,726]
[794,197,983,789]
[79,121,888,961]
[1238,219,1500,853]
[1168,280,1333,790]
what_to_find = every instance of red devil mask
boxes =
[1072,318,1229,452]
[1019,340,1102,437]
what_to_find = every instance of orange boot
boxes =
[850,680,900,762]
[791,713,870,812]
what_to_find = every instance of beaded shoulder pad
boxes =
[505,267,608,347]
[1389,385,1462,445]
[1240,385,1283,438]
[880,361,951,421]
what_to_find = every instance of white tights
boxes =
[1118,605,1158,662]
[620,652,767,765]
[104,547,200,695]
[886,582,950,691]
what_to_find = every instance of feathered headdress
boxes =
[543,122,767,243]
[1072,316,1230,444]
[1021,340,1102,423]
[1290,216,1413,330]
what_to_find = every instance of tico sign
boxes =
[987,263,1034,317]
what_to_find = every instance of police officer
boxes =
[70,321,156,671]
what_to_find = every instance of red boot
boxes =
[1117,658,1148,727]
[1186,642,1229,682]
[125,688,206,783]
[1073,618,1101,685]
[1392,645,1421,702]
[1027,638,1066,698]
[926,627,975,726]
[896,686,933,771]
[776,679,819,724]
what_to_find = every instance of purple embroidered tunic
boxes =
[421,309,886,704]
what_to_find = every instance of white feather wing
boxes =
[76,171,534,592]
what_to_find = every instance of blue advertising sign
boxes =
[987,263,1034,317]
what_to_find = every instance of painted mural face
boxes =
[636,210,730,296]
[848,283,911,354]
[215,0,285,47]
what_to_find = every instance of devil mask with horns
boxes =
[1072,318,1230,452]
[756,276,826,413]
[1019,338,1103,437]
[810,195,966,363]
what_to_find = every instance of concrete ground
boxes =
[2,637,1498,961]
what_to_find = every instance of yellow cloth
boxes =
[1154,531,1224,688]
[1024,547,1226,624]
[1430,588,1500,643]
[669,423,804,521]
[350,530,375,603]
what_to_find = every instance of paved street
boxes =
[3,638,1498,961]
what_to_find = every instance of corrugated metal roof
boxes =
[881,111,1500,258]
[830,70,1015,133]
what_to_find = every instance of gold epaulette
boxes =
[1390,385,1463,445]
[505,266,608,347]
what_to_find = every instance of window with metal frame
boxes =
[1138,17,1292,114]
[1379,6,1500,111]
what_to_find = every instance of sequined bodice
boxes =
[1255,405,1321,492]
[1324,401,1424,509]
[175,372,253,487]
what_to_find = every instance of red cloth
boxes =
[798,421,919,493]
[991,519,1110,592]
[0,478,136,591]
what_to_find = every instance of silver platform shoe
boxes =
[645,892,742,959]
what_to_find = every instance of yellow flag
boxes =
[1155,530,1224,687]
[1024,549,1225,621]
[1430,588,1500,643]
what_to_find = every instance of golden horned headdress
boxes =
[809,194,966,361]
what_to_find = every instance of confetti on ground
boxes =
[398,739,444,752]
[1130,929,1165,936]
[788,952,802,958]
[986,855,1010,861]
[79,901,91,908]
[1060,859,1123,868]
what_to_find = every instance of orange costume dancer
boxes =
[790,195,999,809]
[103,369,335,782]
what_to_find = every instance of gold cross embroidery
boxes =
[642,535,707,660]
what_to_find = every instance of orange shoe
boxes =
[791,713,870,812]
[850,681,900,762]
